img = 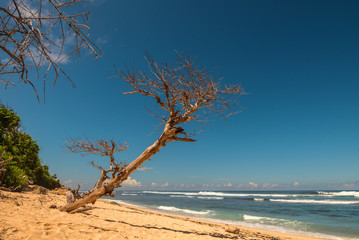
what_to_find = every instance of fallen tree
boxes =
[60,52,245,212]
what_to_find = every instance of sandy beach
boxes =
[0,189,325,240]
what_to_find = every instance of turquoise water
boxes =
[108,190,359,239]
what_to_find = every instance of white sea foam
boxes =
[270,199,359,205]
[254,198,265,201]
[243,214,289,224]
[121,193,138,196]
[143,191,196,195]
[106,199,143,208]
[203,217,345,240]
[158,206,212,215]
[243,214,310,230]
[169,195,195,198]
[104,199,350,240]
[143,190,299,198]
[197,196,224,200]
[143,191,298,197]
[318,191,359,198]
[243,214,264,220]
[196,191,295,198]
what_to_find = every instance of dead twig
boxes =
[0,0,102,102]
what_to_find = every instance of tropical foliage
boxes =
[0,105,60,189]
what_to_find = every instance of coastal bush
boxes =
[0,105,60,189]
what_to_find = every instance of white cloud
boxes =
[249,182,258,188]
[235,184,245,189]
[224,182,233,187]
[122,177,142,187]
[12,0,40,19]
[10,1,72,65]
[343,184,355,188]
[63,179,72,186]
[151,182,157,187]
[162,182,169,187]
[263,183,278,189]
[293,182,300,187]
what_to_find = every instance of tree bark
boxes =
[60,128,170,212]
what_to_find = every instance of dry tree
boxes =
[63,138,127,206]
[0,0,101,102]
[60,52,245,212]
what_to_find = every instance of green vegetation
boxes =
[0,105,60,189]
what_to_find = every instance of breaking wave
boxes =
[158,206,212,215]
[143,191,299,198]
[169,195,195,198]
[318,191,359,198]
[242,214,307,229]
[197,196,224,200]
[270,199,359,205]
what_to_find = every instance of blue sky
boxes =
[1,0,359,190]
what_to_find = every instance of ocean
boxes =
[106,190,359,240]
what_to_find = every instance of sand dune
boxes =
[0,190,322,240]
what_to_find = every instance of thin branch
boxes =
[0,0,102,102]
[116,51,245,141]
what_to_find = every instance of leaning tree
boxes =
[0,0,101,102]
[60,52,245,212]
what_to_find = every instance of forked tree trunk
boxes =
[60,128,170,212]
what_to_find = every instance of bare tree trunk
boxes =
[59,130,169,212]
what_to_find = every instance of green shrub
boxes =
[2,163,28,187]
[0,105,60,189]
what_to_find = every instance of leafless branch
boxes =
[65,137,127,191]
[0,0,102,102]
[115,51,245,142]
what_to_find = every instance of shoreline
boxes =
[0,190,332,240]
[107,199,348,240]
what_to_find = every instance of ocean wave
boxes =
[242,214,306,229]
[121,193,138,196]
[158,206,212,215]
[197,196,224,200]
[196,191,298,198]
[270,199,359,205]
[105,199,345,240]
[143,191,298,197]
[243,214,264,220]
[169,195,195,198]
[143,191,195,195]
[318,191,359,198]
[201,217,343,240]
[144,191,300,198]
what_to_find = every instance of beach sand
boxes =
[0,190,323,240]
